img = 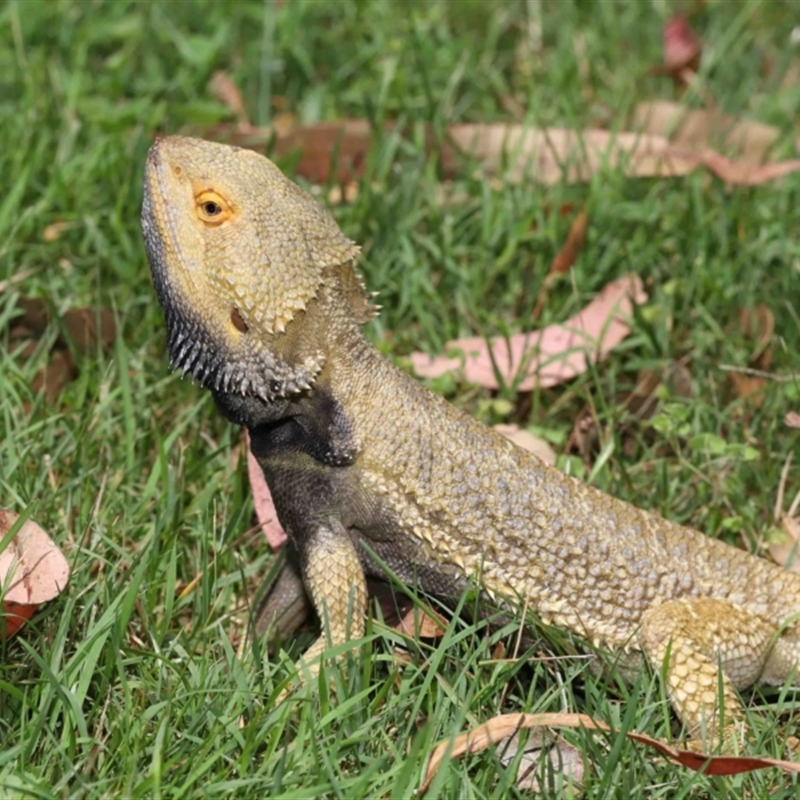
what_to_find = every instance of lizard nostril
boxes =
[231,307,249,333]
[173,166,182,176]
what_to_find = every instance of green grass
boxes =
[1,0,799,796]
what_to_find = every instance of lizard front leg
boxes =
[293,518,367,682]
[638,597,793,751]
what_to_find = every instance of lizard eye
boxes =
[195,190,233,226]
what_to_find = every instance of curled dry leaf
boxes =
[0,510,70,638]
[419,712,800,794]
[411,274,647,391]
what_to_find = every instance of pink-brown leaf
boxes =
[0,510,70,638]
[411,274,647,391]
[245,432,288,550]
[663,15,702,74]
[419,712,800,794]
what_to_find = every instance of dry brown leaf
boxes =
[5,297,116,404]
[493,424,557,465]
[739,304,774,369]
[419,712,800,793]
[550,210,588,276]
[42,220,72,243]
[202,116,800,188]
[10,298,116,355]
[245,430,287,550]
[445,124,800,186]
[532,210,589,319]
[444,124,699,185]
[395,605,448,639]
[272,120,372,184]
[31,349,76,405]
[411,274,647,391]
[633,101,790,165]
[728,371,768,408]
[0,509,70,639]
[62,307,117,355]
[208,70,250,129]
[770,473,800,573]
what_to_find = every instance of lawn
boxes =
[1,0,799,796]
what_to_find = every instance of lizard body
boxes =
[142,136,800,747]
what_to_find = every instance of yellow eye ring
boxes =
[195,190,233,226]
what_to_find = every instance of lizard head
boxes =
[141,135,361,400]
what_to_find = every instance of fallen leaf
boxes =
[770,514,800,574]
[395,606,448,639]
[770,470,800,573]
[786,411,800,429]
[4,297,117,404]
[411,274,647,391]
[633,101,791,165]
[208,70,250,130]
[704,150,800,185]
[550,210,588,276]
[727,371,768,408]
[207,119,373,184]
[245,431,288,550]
[202,117,800,188]
[496,729,585,795]
[419,712,800,794]
[493,424,557,465]
[738,304,774,369]
[30,349,76,405]
[0,510,70,639]
[565,406,600,467]
[42,220,73,243]
[443,124,699,185]
[9,297,116,355]
[661,15,702,83]
[446,123,800,186]
[532,209,589,319]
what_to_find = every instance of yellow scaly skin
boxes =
[142,135,800,750]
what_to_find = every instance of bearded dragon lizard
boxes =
[141,135,800,748]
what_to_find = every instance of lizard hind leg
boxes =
[638,597,781,751]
